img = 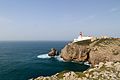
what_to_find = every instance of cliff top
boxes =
[74,38,120,46]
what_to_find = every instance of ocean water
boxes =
[0,41,89,80]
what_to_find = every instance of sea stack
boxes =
[48,48,57,57]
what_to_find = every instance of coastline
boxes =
[32,37,120,80]
[32,61,120,80]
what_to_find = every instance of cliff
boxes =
[32,38,120,80]
[60,38,120,65]
[32,62,120,80]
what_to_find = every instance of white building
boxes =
[73,32,93,43]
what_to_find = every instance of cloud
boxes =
[0,16,13,23]
[86,15,96,20]
[80,15,96,23]
[68,15,96,26]
[0,16,13,27]
[109,8,119,12]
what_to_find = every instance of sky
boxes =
[0,0,120,41]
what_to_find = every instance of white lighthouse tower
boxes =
[80,32,83,38]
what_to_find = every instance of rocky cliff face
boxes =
[60,38,120,65]
[60,40,91,62]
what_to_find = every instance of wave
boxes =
[37,54,64,61]
[37,54,50,59]
[84,61,91,66]
[55,56,64,61]
[37,54,91,65]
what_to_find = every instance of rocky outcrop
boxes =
[48,48,58,57]
[32,62,120,80]
[60,40,91,62]
[60,38,120,65]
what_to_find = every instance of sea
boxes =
[0,41,89,80]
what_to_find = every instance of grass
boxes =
[93,38,118,47]
[75,72,86,78]
[56,70,70,79]
[56,71,86,79]
[74,38,120,47]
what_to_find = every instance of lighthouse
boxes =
[80,32,83,38]
[73,32,93,43]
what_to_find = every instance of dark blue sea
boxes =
[0,41,89,80]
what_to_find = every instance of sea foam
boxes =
[37,54,64,61]
[37,54,50,59]
[56,56,64,61]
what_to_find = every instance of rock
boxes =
[81,77,88,80]
[62,71,78,80]
[114,62,120,71]
[77,78,82,80]
[85,73,89,77]
[60,42,90,61]
[48,48,58,57]
[93,72,99,76]
[60,38,120,65]
[98,62,104,69]
[88,68,94,72]
[104,62,113,68]
[118,72,120,78]
[115,64,120,72]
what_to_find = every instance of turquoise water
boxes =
[0,41,89,80]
